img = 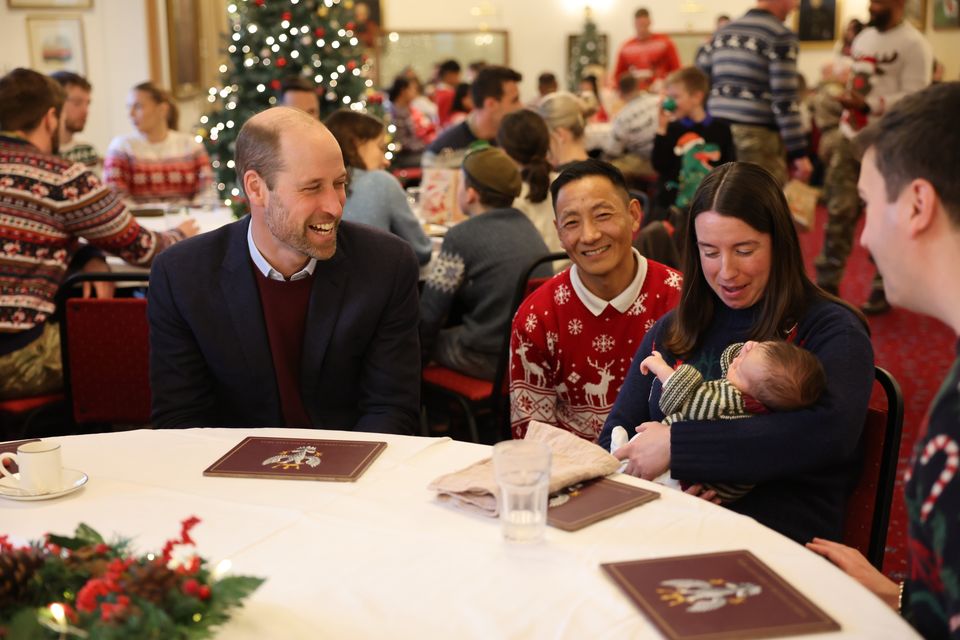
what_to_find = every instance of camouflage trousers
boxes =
[729,124,788,187]
[0,322,63,401]
[813,137,883,293]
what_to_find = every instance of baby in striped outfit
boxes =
[640,340,826,502]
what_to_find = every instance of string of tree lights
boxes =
[198,0,378,210]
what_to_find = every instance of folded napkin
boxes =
[428,421,621,516]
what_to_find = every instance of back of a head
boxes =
[461,146,522,209]
[323,109,384,171]
[0,68,65,133]
[538,72,558,94]
[754,341,826,412]
[134,81,178,130]
[856,81,960,227]
[451,82,472,113]
[550,158,630,211]
[617,74,638,98]
[388,75,411,103]
[471,65,522,108]
[280,76,316,99]
[536,91,586,139]
[497,109,551,204]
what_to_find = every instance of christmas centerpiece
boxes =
[0,517,263,639]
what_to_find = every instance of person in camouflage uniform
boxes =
[813,0,931,314]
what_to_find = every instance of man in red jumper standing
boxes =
[612,7,681,92]
[509,159,681,442]
[148,107,421,434]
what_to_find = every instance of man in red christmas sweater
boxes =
[612,7,681,91]
[509,159,682,441]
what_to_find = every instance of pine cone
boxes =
[124,561,179,604]
[65,545,108,578]
[0,548,45,610]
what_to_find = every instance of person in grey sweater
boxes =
[420,146,550,380]
[325,110,433,265]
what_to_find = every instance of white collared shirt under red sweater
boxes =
[510,250,682,441]
[103,130,214,204]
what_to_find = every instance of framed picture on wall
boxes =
[795,0,839,43]
[26,15,86,75]
[933,0,960,29]
[352,0,382,50]
[905,0,927,29]
[8,0,92,7]
[165,0,201,99]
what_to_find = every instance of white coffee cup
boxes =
[0,441,63,494]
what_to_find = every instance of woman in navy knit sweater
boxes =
[599,162,874,544]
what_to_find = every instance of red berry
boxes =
[198,585,211,600]
[182,578,200,596]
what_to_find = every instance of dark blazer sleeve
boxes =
[354,241,421,435]
[148,249,219,427]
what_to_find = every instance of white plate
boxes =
[0,468,88,501]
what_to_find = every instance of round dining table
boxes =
[1,428,918,639]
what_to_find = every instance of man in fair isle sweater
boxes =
[807,83,960,639]
[420,147,550,381]
[510,160,681,442]
[0,69,196,400]
[696,0,812,187]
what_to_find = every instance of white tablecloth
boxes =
[1,428,918,639]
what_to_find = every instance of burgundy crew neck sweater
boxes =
[252,266,314,427]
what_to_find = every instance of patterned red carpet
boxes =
[798,206,956,580]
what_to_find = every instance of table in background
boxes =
[1,429,918,639]
[105,207,237,272]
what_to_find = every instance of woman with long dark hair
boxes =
[599,161,874,545]
[496,109,563,257]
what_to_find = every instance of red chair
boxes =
[56,273,152,427]
[421,252,568,443]
[842,366,904,570]
[0,393,66,441]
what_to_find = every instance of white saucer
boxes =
[0,468,88,501]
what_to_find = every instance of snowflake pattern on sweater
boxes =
[510,261,681,441]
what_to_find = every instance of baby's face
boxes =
[726,341,770,396]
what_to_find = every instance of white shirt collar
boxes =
[246,222,316,281]
[570,248,647,316]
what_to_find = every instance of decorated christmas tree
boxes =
[567,8,604,91]
[199,0,376,210]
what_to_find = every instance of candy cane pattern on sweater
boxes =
[913,434,960,523]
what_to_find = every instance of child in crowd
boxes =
[634,340,826,502]
[651,67,735,236]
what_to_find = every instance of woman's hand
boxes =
[805,538,900,611]
[684,483,721,504]
[613,421,671,479]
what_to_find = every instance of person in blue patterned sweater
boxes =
[419,147,549,381]
[695,0,812,186]
[807,82,960,638]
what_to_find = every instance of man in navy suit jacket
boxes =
[148,107,420,434]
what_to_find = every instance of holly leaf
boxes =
[4,608,47,639]
[75,523,106,544]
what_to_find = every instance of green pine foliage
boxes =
[568,11,604,91]
[201,0,374,211]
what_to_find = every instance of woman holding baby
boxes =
[598,161,874,544]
